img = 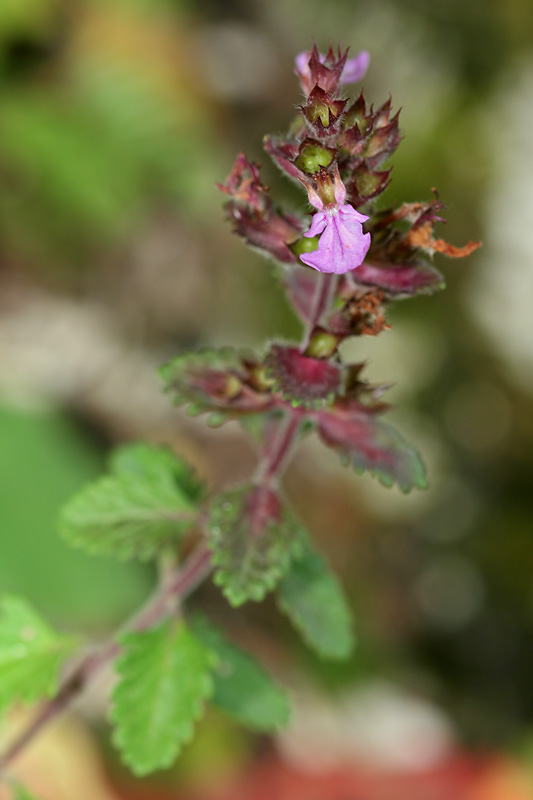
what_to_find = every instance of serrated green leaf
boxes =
[109,441,205,503]
[111,621,214,776]
[277,544,355,660]
[191,615,290,732]
[0,596,76,712]
[208,486,304,607]
[59,466,197,561]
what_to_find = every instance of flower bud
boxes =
[295,139,336,175]
[305,328,342,359]
[302,87,347,136]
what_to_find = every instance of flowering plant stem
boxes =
[0,41,481,785]
[301,272,336,351]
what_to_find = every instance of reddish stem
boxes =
[301,271,336,351]
[256,413,301,486]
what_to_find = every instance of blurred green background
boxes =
[1,0,533,797]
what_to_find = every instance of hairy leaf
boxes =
[263,134,304,184]
[265,344,342,405]
[277,266,320,325]
[59,467,197,561]
[353,260,445,297]
[111,621,214,776]
[313,403,427,492]
[109,441,205,503]
[278,545,355,660]
[218,153,303,263]
[208,486,304,607]
[191,615,290,732]
[160,348,274,420]
[0,596,76,711]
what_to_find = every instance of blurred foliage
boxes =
[0,0,222,277]
[0,406,149,626]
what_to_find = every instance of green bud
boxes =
[290,236,320,256]
[249,365,275,392]
[224,374,243,398]
[305,329,341,359]
[296,143,335,175]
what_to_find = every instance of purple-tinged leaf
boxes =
[351,260,445,297]
[208,485,305,606]
[263,135,304,183]
[229,207,303,264]
[218,153,267,213]
[160,348,275,420]
[311,402,427,492]
[219,154,304,263]
[265,344,342,404]
[277,264,322,325]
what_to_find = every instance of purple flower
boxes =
[299,169,371,275]
[295,49,370,89]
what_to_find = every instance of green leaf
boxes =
[109,442,205,503]
[0,596,76,711]
[191,615,290,732]
[208,486,304,607]
[59,465,197,561]
[277,544,355,660]
[111,621,214,776]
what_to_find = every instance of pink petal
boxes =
[340,51,370,84]
[300,206,371,274]
[303,211,327,238]
[294,50,311,77]
[340,204,369,224]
